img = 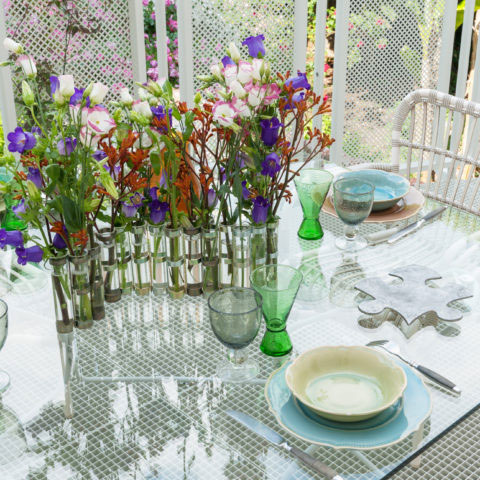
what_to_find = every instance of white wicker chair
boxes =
[352,89,480,215]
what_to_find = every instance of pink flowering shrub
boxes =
[143,0,178,87]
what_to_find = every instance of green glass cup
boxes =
[1,195,27,231]
[250,264,303,357]
[294,169,333,240]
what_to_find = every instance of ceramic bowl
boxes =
[337,170,410,211]
[285,346,407,422]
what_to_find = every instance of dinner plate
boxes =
[322,186,425,223]
[264,359,431,450]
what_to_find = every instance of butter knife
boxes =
[226,410,344,479]
[387,206,447,244]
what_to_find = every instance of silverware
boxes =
[367,339,460,394]
[386,206,447,244]
[226,410,344,480]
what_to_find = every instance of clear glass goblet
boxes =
[0,299,9,393]
[208,287,262,382]
[333,178,375,252]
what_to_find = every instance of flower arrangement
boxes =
[0,30,333,306]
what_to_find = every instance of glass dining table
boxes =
[1,194,479,480]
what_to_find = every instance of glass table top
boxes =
[1,196,480,479]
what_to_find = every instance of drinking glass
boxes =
[294,169,333,240]
[208,287,262,382]
[250,264,303,357]
[0,300,9,393]
[333,178,375,251]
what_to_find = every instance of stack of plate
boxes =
[265,346,432,449]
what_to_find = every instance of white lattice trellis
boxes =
[330,0,447,166]
[3,0,135,96]
[177,0,308,106]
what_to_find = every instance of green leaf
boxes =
[150,151,161,175]
[45,164,62,182]
[60,196,83,233]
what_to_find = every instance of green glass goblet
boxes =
[250,264,303,357]
[208,287,262,382]
[294,169,333,240]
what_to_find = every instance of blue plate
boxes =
[337,170,410,211]
[265,359,431,450]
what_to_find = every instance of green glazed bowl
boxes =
[337,170,410,211]
[285,346,407,422]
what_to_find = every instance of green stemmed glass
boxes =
[294,169,333,240]
[250,264,303,357]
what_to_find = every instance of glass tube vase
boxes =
[68,252,93,329]
[49,255,74,333]
[96,228,122,303]
[250,224,267,272]
[219,222,234,289]
[89,245,105,320]
[115,225,133,295]
[166,226,186,299]
[149,223,167,295]
[266,218,279,265]
[233,225,251,288]
[184,227,202,296]
[130,221,151,295]
[201,225,219,296]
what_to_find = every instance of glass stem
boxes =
[227,348,247,365]
[344,225,358,243]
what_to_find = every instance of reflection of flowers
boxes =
[149,200,169,224]
[27,167,42,188]
[15,246,43,265]
[252,196,270,224]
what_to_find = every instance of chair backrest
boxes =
[391,89,480,214]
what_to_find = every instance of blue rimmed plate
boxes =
[265,359,431,450]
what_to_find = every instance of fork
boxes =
[367,339,460,394]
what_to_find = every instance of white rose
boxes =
[58,75,75,99]
[17,54,36,78]
[223,64,237,87]
[134,132,153,149]
[119,87,133,106]
[210,63,222,79]
[237,60,254,84]
[89,82,109,105]
[80,106,116,146]
[229,80,247,99]
[3,37,23,54]
[138,87,150,101]
[246,84,261,107]
[228,42,241,63]
[212,101,236,127]
[132,100,153,118]
[252,58,264,81]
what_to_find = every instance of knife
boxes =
[387,206,447,244]
[226,410,344,480]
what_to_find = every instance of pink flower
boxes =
[348,22,354,30]
[231,97,250,118]
[376,18,383,25]
[142,0,149,5]
[212,101,237,127]
[378,43,386,50]
[357,40,364,47]
[324,63,330,73]
[261,83,281,105]
[80,106,115,146]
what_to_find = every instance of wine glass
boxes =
[250,264,303,357]
[294,169,333,240]
[333,177,375,251]
[0,299,9,393]
[208,287,262,382]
